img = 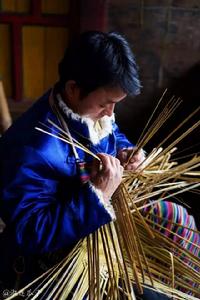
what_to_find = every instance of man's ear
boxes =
[64,80,80,101]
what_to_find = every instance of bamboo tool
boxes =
[0,80,12,133]
[6,95,200,299]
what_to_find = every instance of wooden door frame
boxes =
[0,0,80,101]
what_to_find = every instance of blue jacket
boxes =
[0,90,133,286]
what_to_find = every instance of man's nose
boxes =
[105,103,115,117]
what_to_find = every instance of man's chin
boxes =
[89,116,101,122]
[83,114,103,121]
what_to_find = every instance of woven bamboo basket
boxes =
[6,94,200,300]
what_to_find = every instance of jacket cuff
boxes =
[89,182,116,220]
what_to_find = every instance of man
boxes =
[0,31,147,294]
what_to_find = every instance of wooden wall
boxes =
[22,26,68,99]
[0,0,108,119]
[0,0,74,104]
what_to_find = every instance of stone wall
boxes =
[108,1,200,226]
[108,0,200,142]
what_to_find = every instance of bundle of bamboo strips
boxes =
[6,95,200,300]
[6,209,200,300]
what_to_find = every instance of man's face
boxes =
[72,86,127,121]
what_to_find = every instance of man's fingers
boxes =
[120,165,124,175]
[91,153,124,201]
[90,158,101,178]
[120,150,127,161]
[125,163,137,171]
[97,153,112,172]
[97,153,121,170]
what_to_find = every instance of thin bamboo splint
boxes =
[6,95,200,300]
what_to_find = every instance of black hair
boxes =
[58,31,141,96]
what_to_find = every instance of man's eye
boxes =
[99,104,106,108]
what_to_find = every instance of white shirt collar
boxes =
[56,94,115,145]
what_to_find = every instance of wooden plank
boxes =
[1,0,15,12]
[1,0,30,12]
[0,24,12,97]
[22,26,45,100]
[42,0,69,15]
[15,0,30,13]
[44,27,69,90]
[0,14,69,27]
[22,26,69,100]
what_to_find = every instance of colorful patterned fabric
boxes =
[144,201,200,258]
[144,201,200,295]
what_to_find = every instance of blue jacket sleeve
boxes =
[1,147,113,254]
[112,122,134,150]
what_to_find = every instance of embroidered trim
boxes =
[57,94,114,145]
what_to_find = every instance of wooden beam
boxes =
[0,15,69,27]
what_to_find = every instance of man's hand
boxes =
[117,147,145,171]
[90,153,124,201]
